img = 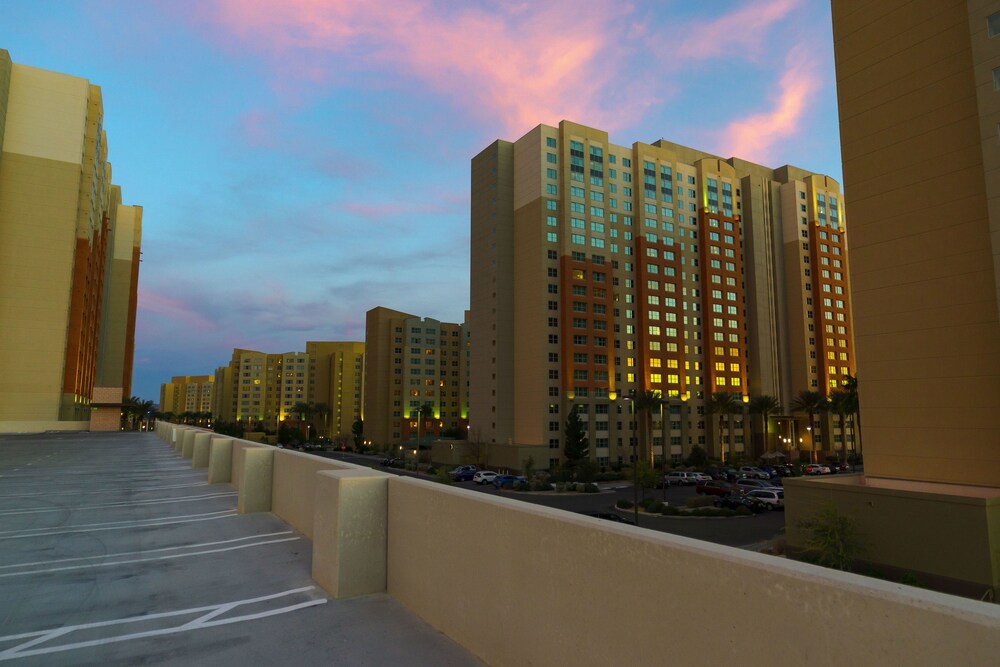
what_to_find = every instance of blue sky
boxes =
[2,0,842,402]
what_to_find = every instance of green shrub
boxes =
[659,504,680,515]
[734,506,752,516]
[799,502,868,571]
[686,495,715,508]
[646,501,666,513]
[583,483,599,493]
[514,481,530,491]
[434,468,453,485]
[616,499,634,509]
[690,507,735,517]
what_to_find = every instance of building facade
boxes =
[306,340,365,441]
[470,120,855,470]
[0,49,141,431]
[363,306,470,449]
[159,375,213,416]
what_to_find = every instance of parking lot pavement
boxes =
[0,432,482,667]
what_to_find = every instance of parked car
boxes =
[828,461,850,473]
[448,464,478,481]
[745,488,784,510]
[696,480,736,496]
[704,467,740,481]
[804,463,831,475]
[379,457,398,466]
[580,512,635,525]
[713,493,766,513]
[739,466,770,479]
[472,470,498,485]
[691,472,712,482]
[493,474,527,489]
[736,478,780,492]
[664,471,700,486]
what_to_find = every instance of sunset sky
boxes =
[3,0,842,402]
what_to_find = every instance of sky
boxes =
[2,0,842,402]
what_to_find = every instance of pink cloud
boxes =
[138,288,218,332]
[716,45,820,165]
[191,0,648,136]
[674,0,801,61]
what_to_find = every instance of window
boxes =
[546,137,557,148]
[547,152,557,163]
[991,12,1000,37]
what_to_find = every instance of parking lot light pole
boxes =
[624,393,638,526]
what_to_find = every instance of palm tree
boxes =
[829,390,851,463]
[312,402,330,438]
[410,402,435,460]
[291,401,315,441]
[748,395,781,460]
[790,390,827,463]
[842,373,861,463]
[632,390,664,466]
[707,391,741,464]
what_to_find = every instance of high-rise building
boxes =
[0,49,141,431]
[306,341,365,440]
[159,375,213,416]
[470,120,854,470]
[783,0,1000,597]
[363,307,470,449]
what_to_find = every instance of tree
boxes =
[790,390,827,463]
[563,408,588,471]
[685,444,708,468]
[748,395,781,460]
[352,416,364,450]
[707,392,741,463]
[800,502,868,571]
[311,402,329,438]
[632,390,664,466]
[842,373,861,463]
[829,390,851,463]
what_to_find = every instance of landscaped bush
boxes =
[734,506,752,516]
[596,472,626,482]
[514,481,530,491]
[690,507,736,517]
[583,483,599,493]
[641,497,661,511]
[686,495,715,508]
[528,478,552,492]
[645,500,666,513]
[659,504,680,515]
[616,499,634,509]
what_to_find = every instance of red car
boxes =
[696,480,736,496]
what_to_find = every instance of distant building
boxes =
[0,49,141,432]
[159,375,213,416]
[305,341,365,442]
[470,120,854,470]
[363,307,470,449]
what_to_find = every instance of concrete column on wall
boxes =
[181,430,197,459]
[238,447,274,514]
[312,469,389,599]
[192,432,212,468]
[173,427,187,451]
[171,426,182,448]
[207,437,233,484]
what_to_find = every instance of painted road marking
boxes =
[0,481,211,499]
[0,587,327,661]
[0,492,237,517]
[0,510,237,540]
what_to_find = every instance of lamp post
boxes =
[623,392,638,526]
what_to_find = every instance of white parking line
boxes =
[0,510,237,540]
[0,535,300,579]
[0,586,327,661]
[0,481,210,499]
[0,492,236,517]
[0,531,294,571]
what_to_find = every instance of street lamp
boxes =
[622,391,638,526]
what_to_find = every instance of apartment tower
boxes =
[0,49,141,431]
[364,306,470,449]
[470,120,854,470]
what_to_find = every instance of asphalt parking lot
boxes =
[0,432,481,667]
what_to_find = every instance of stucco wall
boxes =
[271,450,371,539]
[387,476,1000,667]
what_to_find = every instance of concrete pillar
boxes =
[192,432,212,468]
[208,437,233,484]
[181,430,197,459]
[312,469,389,599]
[173,426,186,451]
[238,447,274,514]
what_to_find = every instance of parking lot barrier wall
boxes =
[207,437,233,483]
[312,469,389,599]
[385,476,1000,667]
[191,432,212,468]
[237,446,274,514]
[181,429,197,459]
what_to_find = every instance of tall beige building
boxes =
[0,49,141,431]
[470,120,854,470]
[783,0,1000,597]
[364,307,470,448]
[306,340,365,440]
[159,375,213,416]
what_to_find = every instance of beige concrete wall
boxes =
[387,477,1000,666]
[271,450,365,539]
[0,420,90,433]
[785,475,1000,593]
